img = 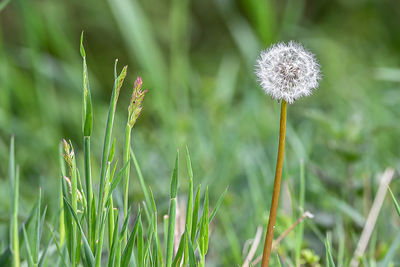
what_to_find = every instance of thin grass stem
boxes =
[123,124,132,244]
[11,159,20,267]
[95,64,126,255]
[84,136,93,246]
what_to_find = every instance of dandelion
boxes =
[255,41,321,104]
[257,41,321,267]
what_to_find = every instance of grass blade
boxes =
[131,149,151,221]
[95,210,108,267]
[108,210,120,267]
[49,228,68,267]
[172,232,185,267]
[209,187,228,224]
[22,226,34,267]
[185,146,194,233]
[10,137,20,267]
[97,63,127,246]
[33,189,41,264]
[114,239,122,267]
[98,62,127,196]
[106,161,129,203]
[80,33,94,247]
[150,188,163,266]
[121,208,142,267]
[120,207,132,240]
[58,144,66,248]
[123,124,132,244]
[325,234,336,267]
[137,218,144,267]
[61,177,73,264]
[38,233,53,267]
[166,151,179,267]
[191,185,201,244]
[63,198,95,267]
[184,146,193,265]
[199,187,209,263]
[388,187,400,217]
[186,230,196,267]
[80,31,93,137]
[276,254,282,267]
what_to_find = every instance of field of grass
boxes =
[1,0,400,266]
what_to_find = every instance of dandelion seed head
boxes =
[255,41,321,104]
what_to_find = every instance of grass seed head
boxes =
[128,77,148,128]
[62,139,74,166]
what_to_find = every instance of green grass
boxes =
[1,38,225,266]
[1,0,400,266]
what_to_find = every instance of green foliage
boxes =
[325,234,336,267]
[1,42,224,266]
[1,0,400,265]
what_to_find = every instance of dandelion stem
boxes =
[261,100,287,267]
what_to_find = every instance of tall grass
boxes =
[2,36,225,267]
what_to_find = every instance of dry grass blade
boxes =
[272,211,314,250]
[350,168,395,267]
[242,226,263,267]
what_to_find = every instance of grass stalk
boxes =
[123,76,147,240]
[183,147,193,266]
[131,149,152,220]
[261,100,287,267]
[166,152,179,267]
[81,32,94,248]
[123,124,132,244]
[95,62,127,253]
[84,136,93,245]
[58,144,66,247]
[98,62,126,210]
[71,147,78,266]
[108,201,115,250]
[10,136,20,267]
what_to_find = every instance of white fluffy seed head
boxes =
[255,41,321,104]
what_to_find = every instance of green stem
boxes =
[58,143,66,247]
[84,136,93,247]
[166,197,176,267]
[108,200,114,250]
[184,178,193,265]
[123,124,132,244]
[71,154,78,266]
[12,167,20,267]
[95,65,125,250]
[130,149,152,221]
[95,212,107,267]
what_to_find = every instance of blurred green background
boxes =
[1,0,400,265]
